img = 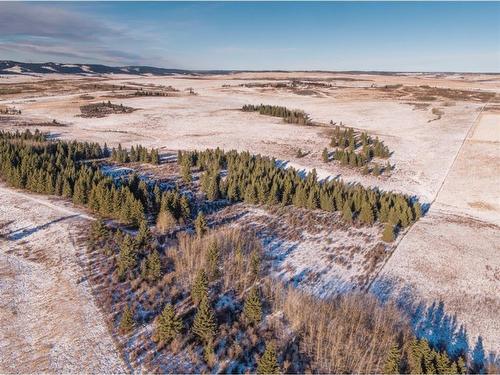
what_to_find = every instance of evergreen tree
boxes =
[243,287,262,325]
[155,303,182,343]
[117,235,137,280]
[413,202,423,220]
[119,305,134,334]
[257,342,280,374]
[90,219,108,244]
[143,249,161,281]
[471,337,485,374]
[195,211,207,237]
[136,219,152,248]
[342,201,353,224]
[322,148,329,162]
[359,202,375,225]
[382,223,396,242]
[206,240,220,281]
[192,296,217,344]
[250,249,260,280]
[191,269,209,305]
[384,344,401,374]
[181,161,192,183]
[457,357,467,374]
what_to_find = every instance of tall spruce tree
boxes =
[384,344,401,374]
[257,342,280,374]
[117,234,137,280]
[382,223,395,242]
[155,303,182,343]
[206,240,220,281]
[195,212,207,238]
[243,287,262,325]
[119,305,134,334]
[322,148,329,163]
[191,269,209,305]
[192,295,217,344]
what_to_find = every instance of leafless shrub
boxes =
[276,288,411,374]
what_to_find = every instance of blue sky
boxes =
[1,1,499,72]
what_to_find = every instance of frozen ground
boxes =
[373,111,500,353]
[0,186,126,373]
[1,72,499,203]
[1,71,499,355]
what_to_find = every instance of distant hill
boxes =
[2,61,495,76]
[0,61,214,76]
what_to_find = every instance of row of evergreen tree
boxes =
[134,90,177,97]
[178,148,421,240]
[385,338,469,374]
[0,107,21,115]
[0,130,188,228]
[110,143,160,164]
[242,104,312,125]
[323,147,392,176]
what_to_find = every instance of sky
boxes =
[0,1,499,72]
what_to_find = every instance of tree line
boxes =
[242,104,312,125]
[111,143,160,164]
[0,106,21,115]
[0,130,188,228]
[178,148,421,241]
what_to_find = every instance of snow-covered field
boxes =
[0,186,126,373]
[373,112,500,352]
[1,72,498,204]
[0,71,499,355]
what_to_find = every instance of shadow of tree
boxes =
[371,276,496,369]
[7,214,80,241]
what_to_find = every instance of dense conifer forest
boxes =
[0,130,186,227]
[178,148,421,241]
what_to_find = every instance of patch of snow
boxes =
[3,65,23,73]
[100,165,133,178]
[42,65,58,72]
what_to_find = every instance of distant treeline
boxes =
[178,148,421,240]
[80,101,135,118]
[134,90,178,97]
[242,104,312,125]
[111,144,160,165]
[0,106,21,115]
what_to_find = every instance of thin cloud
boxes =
[0,3,115,41]
[0,2,179,67]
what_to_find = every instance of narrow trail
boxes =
[365,99,492,292]
[0,185,95,221]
